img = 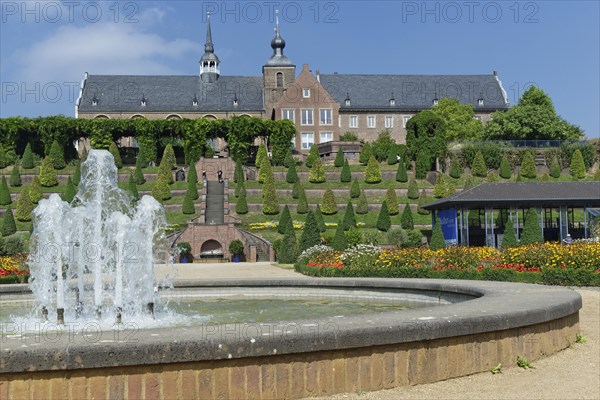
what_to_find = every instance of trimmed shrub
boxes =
[10,165,21,187]
[278,205,292,234]
[345,228,364,247]
[188,178,199,200]
[305,145,320,168]
[343,201,356,231]
[594,166,600,181]
[501,218,518,249]
[109,142,123,169]
[255,143,268,169]
[73,162,81,186]
[540,172,550,181]
[299,211,321,253]
[387,227,408,247]
[407,177,419,199]
[356,190,368,214]
[151,174,171,201]
[471,151,487,177]
[157,153,174,185]
[182,191,195,214]
[334,148,345,167]
[188,163,198,185]
[0,145,9,169]
[235,179,245,198]
[1,207,17,236]
[309,157,326,183]
[297,188,308,214]
[387,145,398,165]
[29,176,43,203]
[549,156,561,178]
[415,150,432,180]
[284,150,295,168]
[278,224,298,264]
[163,144,176,170]
[350,179,360,198]
[331,223,348,250]
[449,157,462,179]
[258,156,272,184]
[340,159,352,182]
[39,157,58,187]
[521,208,543,245]
[396,159,408,182]
[286,162,298,183]
[236,191,248,214]
[0,177,11,205]
[376,200,391,232]
[433,174,447,198]
[321,189,338,215]
[569,149,586,179]
[417,189,430,215]
[15,186,33,222]
[486,172,499,183]
[21,144,35,169]
[262,169,279,215]
[463,174,474,190]
[292,180,301,199]
[359,142,373,165]
[49,140,66,170]
[62,177,77,202]
[400,203,414,230]
[364,156,382,183]
[133,156,146,185]
[385,188,399,215]
[429,216,446,250]
[315,205,326,233]
[127,174,139,201]
[499,155,512,179]
[520,151,537,179]
[234,159,243,183]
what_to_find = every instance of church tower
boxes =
[199,13,220,83]
[263,11,296,116]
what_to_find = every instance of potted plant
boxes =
[177,242,192,263]
[229,240,244,262]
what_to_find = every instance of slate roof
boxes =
[423,182,600,210]
[319,74,509,111]
[78,75,264,113]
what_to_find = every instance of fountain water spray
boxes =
[28,150,168,324]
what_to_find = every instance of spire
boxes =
[265,9,293,67]
[204,12,214,53]
[199,12,220,82]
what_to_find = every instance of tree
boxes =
[9,165,21,188]
[134,155,146,185]
[29,176,43,203]
[549,156,561,178]
[15,186,33,222]
[305,145,320,168]
[62,177,77,202]
[431,98,484,141]
[49,140,66,170]
[284,150,295,168]
[262,167,279,215]
[429,216,446,250]
[521,208,543,245]
[407,177,419,200]
[22,143,35,170]
[340,159,352,182]
[73,162,81,186]
[151,174,171,201]
[315,205,326,233]
[334,148,345,167]
[449,157,462,179]
[0,177,11,205]
[350,179,360,198]
[299,210,321,253]
[39,157,58,187]
[396,159,408,182]
[255,143,268,169]
[433,174,447,198]
[0,144,10,169]
[342,201,356,231]
[415,150,433,180]
[486,86,582,141]
[278,223,298,264]
[286,162,298,183]
[356,190,369,214]
[471,151,487,177]
[501,218,518,249]
[278,205,292,234]
[385,188,399,215]
[182,191,195,215]
[376,200,391,232]
[417,189,430,215]
[372,130,396,162]
[400,203,414,230]
[499,155,512,179]
[1,207,17,236]
[108,142,123,169]
[236,191,248,214]
[321,189,338,215]
[309,157,326,183]
[569,149,586,179]
[387,145,398,165]
[520,151,537,179]
[405,110,446,168]
[359,142,373,165]
[364,156,382,183]
[331,222,348,250]
[292,180,301,199]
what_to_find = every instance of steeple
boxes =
[199,12,220,83]
[265,10,293,67]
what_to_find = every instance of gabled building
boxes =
[76,14,510,151]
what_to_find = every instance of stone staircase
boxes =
[204,181,225,224]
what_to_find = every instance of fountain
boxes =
[27,150,167,325]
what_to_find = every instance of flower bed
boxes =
[0,255,29,284]
[295,243,600,286]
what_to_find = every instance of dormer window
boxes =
[344,93,351,107]
[233,95,239,107]
[432,97,439,106]
[303,88,310,98]
[389,93,396,106]
[141,94,147,107]
[478,97,484,106]
[91,94,98,106]
[192,94,198,107]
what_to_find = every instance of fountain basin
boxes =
[0,278,581,399]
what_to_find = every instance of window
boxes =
[282,109,295,122]
[403,115,412,128]
[478,98,484,106]
[320,132,333,143]
[290,136,296,149]
[319,109,332,125]
[301,109,313,125]
[367,116,376,128]
[303,88,311,98]
[277,72,283,88]
[301,132,314,149]
[349,115,358,128]
[385,116,394,128]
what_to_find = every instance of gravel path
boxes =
[309,288,600,400]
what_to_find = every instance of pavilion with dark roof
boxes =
[422,182,600,247]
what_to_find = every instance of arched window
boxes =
[276,72,283,88]
[131,115,145,119]
[166,114,182,120]
[93,115,109,119]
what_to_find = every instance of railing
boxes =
[238,229,273,262]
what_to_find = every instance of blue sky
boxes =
[1,1,598,137]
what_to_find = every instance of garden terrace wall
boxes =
[272,171,400,182]
[230,189,434,198]
[234,203,421,213]
[0,279,581,400]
